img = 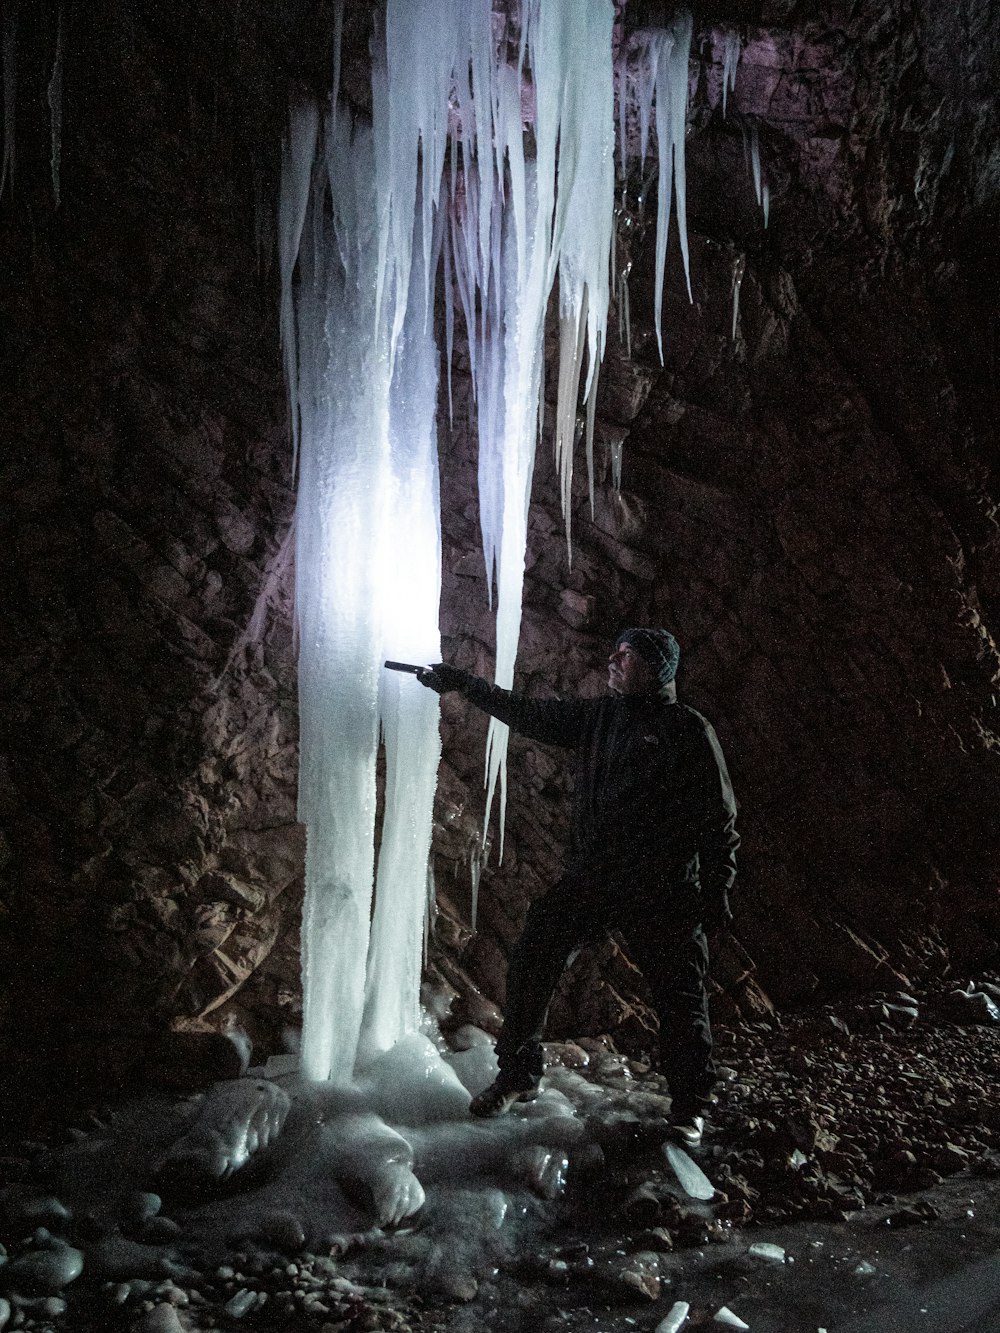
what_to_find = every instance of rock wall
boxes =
[0,0,998,1121]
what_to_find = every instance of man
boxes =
[417,628,738,1142]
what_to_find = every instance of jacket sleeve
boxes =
[688,721,739,920]
[459,675,590,748]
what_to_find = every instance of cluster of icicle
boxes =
[278,0,742,1084]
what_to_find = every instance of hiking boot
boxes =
[669,1113,706,1148]
[469,1074,540,1118]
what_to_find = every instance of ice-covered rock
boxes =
[318,1112,425,1227]
[0,1190,72,1234]
[747,1241,786,1263]
[0,1242,83,1295]
[133,1306,189,1333]
[155,1078,290,1185]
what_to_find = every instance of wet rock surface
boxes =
[2,984,1000,1331]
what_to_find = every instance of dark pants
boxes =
[494,874,715,1115]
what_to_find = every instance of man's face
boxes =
[607,641,656,696]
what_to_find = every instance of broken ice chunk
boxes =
[853,1260,877,1277]
[747,1242,786,1263]
[656,1301,691,1333]
[662,1142,715,1200]
[713,1308,750,1330]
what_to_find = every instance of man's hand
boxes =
[415,663,472,695]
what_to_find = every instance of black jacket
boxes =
[461,675,739,923]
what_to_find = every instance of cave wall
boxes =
[1,0,998,1120]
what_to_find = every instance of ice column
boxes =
[282,95,442,1082]
[362,213,443,1061]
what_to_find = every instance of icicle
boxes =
[632,10,693,363]
[423,861,435,969]
[47,8,64,208]
[623,269,632,358]
[721,28,741,117]
[616,41,628,179]
[663,1142,715,1200]
[278,99,319,476]
[731,253,745,341]
[443,221,455,425]
[610,436,624,492]
[477,0,615,849]
[666,12,693,303]
[762,179,770,228]
[554,290,589,562]
[1,0,17,200]
[749,121,762,205]
[330,0,345,144]
[584,330,601,518]
[469,842,481,932]
[540,0,614,565]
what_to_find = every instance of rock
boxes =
[84,1236,180,1282]
[123,1192,163,1228]
[0,1191,72,1235]
[0,1244,84,1295]
[223,1288,258,1318]
[432,1271,478,1301]
[0,1297,10,1332]
[885,1200,939,1227]
[634,1227,674,1253]
[747,1242,786,1263]
[147,1031,250,1090]
[251,1211,306,1254]
[141,1217,183,1244]
[132,1306,189,1333]
[622,1185,663,1227]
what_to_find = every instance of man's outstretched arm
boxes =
[416,663,588,748]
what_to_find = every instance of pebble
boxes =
[132,1305,188,1333]
[747,1242,786,1263]
[223,1288,258,1319]
[124,1193,162,1227]
[0,1298,9,1332]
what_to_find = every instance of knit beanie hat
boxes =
[616,627,681,690]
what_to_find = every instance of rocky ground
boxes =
[3,976,1000,1333]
